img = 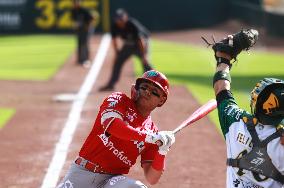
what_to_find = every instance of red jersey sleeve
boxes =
[106,118,147,141]
[99,92,128,131]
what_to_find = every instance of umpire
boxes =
[71,0,95,67]
[100,9,153,91]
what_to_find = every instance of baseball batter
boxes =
[210,29,284,187]
[56,70,175,188]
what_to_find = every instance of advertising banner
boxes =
[0,0,107,34]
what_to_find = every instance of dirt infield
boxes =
[0,34,226,188]
[2,22,284,188]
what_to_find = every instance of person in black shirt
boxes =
[71,1,95,67]
[100,9,153,91]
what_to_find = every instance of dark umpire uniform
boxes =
[100,9,153,91]
[71,3,94,66]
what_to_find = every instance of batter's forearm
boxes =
[106,118,147,141]
[142,156,164,185]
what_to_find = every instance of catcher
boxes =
[56,70,175,188]
[209,29,284,187]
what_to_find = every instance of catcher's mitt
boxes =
[202,29,259,61]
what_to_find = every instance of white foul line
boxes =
[40,34,111,188]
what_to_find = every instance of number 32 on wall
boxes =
[35,0,99,29]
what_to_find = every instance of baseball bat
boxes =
[156,99,217,146]
[173,98,217,134]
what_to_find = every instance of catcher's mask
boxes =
[131,70,169,107]
[250,78,284,126]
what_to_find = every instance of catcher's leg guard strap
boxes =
[213,71,231,87]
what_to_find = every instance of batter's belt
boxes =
[75,157,108,174]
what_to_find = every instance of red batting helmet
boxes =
[132,70,169,106]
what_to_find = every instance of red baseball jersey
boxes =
[79,92,159,174]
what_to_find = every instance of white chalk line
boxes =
[40,34,111,188]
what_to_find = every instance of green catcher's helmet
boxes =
[250,78,284,126]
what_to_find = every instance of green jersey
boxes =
[218,96,284,188]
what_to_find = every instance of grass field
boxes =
[0,35,75,128]
[0,109,15,129]
[135,40,284,132]
[0,35,75,81]
[1,36,284,131]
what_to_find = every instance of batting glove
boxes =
[145,131,175,145]
[157,131,175,155]
[145,132,162,144]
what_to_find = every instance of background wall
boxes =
[230,0,284,37]
[0,0,102,34]
[0,0,283,36]
[109,0,229,31]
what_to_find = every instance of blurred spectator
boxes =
[99,9,153,91]
[263,0,284,13]
[71,0,95,67]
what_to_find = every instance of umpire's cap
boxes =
[114,8,128,20]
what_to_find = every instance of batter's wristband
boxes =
[213,71,231,87]
[151,153,165,171]
[216,57,232,69]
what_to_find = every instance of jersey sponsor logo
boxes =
[126,108,137,122]
[107,98,119,107]
[57,179,74,188]
[109,175,126,186]
[133,140,145,153]
[98,133,132,166]
[107,93,122,107]
[109,93,123,100]
[233,179,241,187]
[233,178,264,188]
